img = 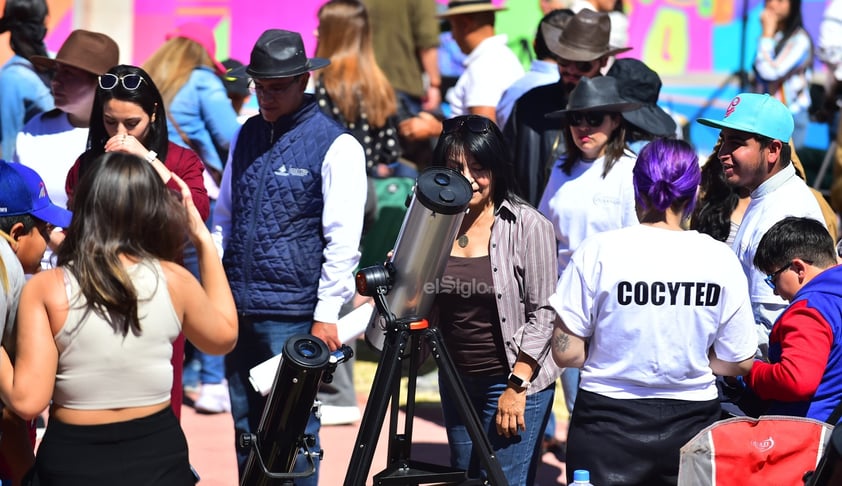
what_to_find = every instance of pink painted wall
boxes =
[13,0,832,76]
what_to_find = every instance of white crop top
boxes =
[53,260,182,410]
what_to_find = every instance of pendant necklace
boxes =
[457,204,492,249]
[457,234,469,248]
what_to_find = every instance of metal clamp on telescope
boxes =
[345,167,507,486]
[240,335,353,486]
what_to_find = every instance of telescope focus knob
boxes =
[238,432,257,451]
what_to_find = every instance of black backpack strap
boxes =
[825,400,842,426]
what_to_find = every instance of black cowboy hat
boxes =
[607,58,677,137]
[546,76,640,119]
[543,9,631,62]
[229,29,329,79]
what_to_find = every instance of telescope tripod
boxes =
[344,311,508,485]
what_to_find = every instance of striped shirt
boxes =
[433,198,562,393]
[754,29,813,116]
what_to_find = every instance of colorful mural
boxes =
[4,0,833,152]
[26,0,828,75]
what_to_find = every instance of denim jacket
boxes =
[168,67,240,172]
[0,55,53,160]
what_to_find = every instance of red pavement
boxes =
[182,391,569,485]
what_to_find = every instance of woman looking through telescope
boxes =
[427,114,561,485]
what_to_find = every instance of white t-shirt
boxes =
[549,225,757,401]
[15,111,89,211]
[732,164,825,312]
[446,34,524,117]
[538,153,638,275]
[0,241,25,357]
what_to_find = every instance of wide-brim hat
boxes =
[31,29,119,76]
[229,29,329,79]
[437,0,506,18]
[167,22,226,76]
[607,58,676,137]
[546,76,641,120]
[697,93,794,142]
[544,9,632,62]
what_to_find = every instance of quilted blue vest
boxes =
[223,96,346,317]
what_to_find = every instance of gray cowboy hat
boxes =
[546,76,641,120]
[437,0,506,18]
[607,58,677,137]
[544,9,632,62]
[229,29,329,79]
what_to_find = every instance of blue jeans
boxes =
[226,316,319,485]
[182,200,225,386]
[561,367,580,413]
[439,372,555,486]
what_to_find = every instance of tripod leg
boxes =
[425,327,508,485]
[344,328,411,486]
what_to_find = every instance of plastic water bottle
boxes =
[572,469,595,485]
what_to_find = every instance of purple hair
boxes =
[633,138,700,218]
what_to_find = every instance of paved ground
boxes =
[182,389,569,485]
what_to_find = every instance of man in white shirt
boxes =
[697,93,826,357]
[398,0,523,139]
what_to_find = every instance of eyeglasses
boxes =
[248,78,298,99]
[557,58,597,72]
[98,73,146,91]
[568,112,608,128]
[442,116,492,135]
[763,260,811,290]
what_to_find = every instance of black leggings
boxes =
[25,407,195,486]
[566,389,720,486]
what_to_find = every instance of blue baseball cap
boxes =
[0,161,72,228]
[696,93,794,142]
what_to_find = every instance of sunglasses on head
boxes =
[98,73,146,91]
[557,58,597,72]
[442,116,492,135]
[568,112,609,128]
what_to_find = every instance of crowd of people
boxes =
[0,0,841,485]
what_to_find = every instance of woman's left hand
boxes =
[495,387,526,438]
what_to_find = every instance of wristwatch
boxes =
[507,372,530,390]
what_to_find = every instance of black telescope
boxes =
[240,335,353,486]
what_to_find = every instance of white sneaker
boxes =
[319,405,361,426]
[194,383,231,414]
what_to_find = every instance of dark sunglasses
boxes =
[568,112,609,128]
[557,58,597,72]
[442,116,492,135]
[98,73,146,91]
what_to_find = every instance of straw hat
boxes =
[437,0,506,18]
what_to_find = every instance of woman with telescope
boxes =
[428,114,560,486]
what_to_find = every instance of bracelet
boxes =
[145,150,157,163]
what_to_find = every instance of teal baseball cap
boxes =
[696,93,794,142]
